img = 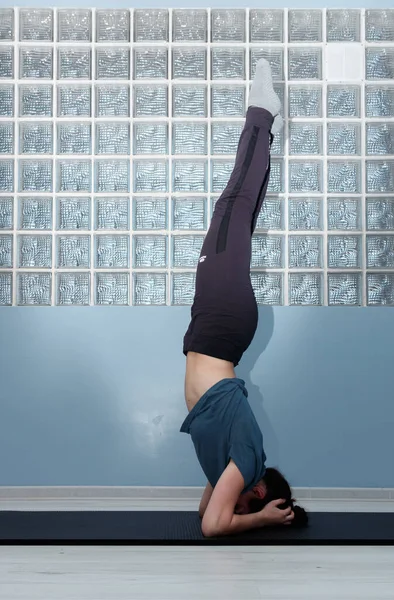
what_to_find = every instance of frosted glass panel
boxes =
[1,8,391,306]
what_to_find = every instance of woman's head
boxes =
[237,467,308,527]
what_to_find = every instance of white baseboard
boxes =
[0,486,393,501]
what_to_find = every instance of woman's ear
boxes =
[252,483,266,500]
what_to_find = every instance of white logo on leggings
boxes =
[199,255,206,263]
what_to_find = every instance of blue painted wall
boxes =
[0,306,393,487]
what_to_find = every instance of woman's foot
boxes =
[248,58,283,132]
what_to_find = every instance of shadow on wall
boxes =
[236,306,280,467]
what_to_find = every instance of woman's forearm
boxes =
[203,511,265,537]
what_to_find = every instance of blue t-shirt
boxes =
[180,378,266,492]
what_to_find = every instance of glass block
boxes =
[211,85,245,117]
[267,159,284,193]
[328,123,361,156]
[289,235,323,268]
[174,160,207,193]
[367,235,394,268]
[20,47,52,79]
[255,197,284,231]
[96,48,130,80]
[289,273,323,306]
[56,272,90,306]
[57,197,91,230]
[96,123,130,155]
[328,273,362,306]
[95,273,129,305]
[328,161,361,194]
[58,48,91,79]
[288,86,322,118]
[95,160,129,193]
[173,9,207,42]
[172,198,206,230]
[19,197,52,230]
[211,122,243,155]
[366,123,394,156]
[271,128,284,157]
[251,234,283,268]
[0,85,13,116]
[96,10,130,42]
[172,272,196,305]
[173,85,206,117]
[327,85,360,118]
[57,160,91,193]
[0,197,13,229]
[134,48,167,79]
[250,48,284,81]
[18,234,52,268]
[134,197,167,230]
[18,273,51,306]
[134,9,169,42]
[0,159,13,191]
[251,273,283,306]
[20,85,52,117]
[96,234,129,268]
[57,235,90,268]
[289,123,322,155]
[328,235,361,268]
[250,9,283,43]
[57,123,91,155]
[289,198,322,231]
[289,10,322,42]
[96,85,129,117]
[328,198,361,231]
[289,161,322,193]
[134,85,168,117]
[172,235,204,268]
[366,48,394,80]
[134,161,168,193]
[173,123,206,156]
[133,273,167,306]
[57,85,91,117]
[366,9,394,42]
[288,48,322,80]
[0,272,12,305]
[133,235,167,268]
[365,86,394,118]
[172,47,206,80]
[19,122,53,154]
[95,197,129,230]
[367,274,394,306]
[20,9,53,41]
[58,9,91,42]
[211,160,234,193]
[211,9,245,42]
[366,161,394,193]
[327,9,360,42]
[0,9,13,40]
[0,235,12,267]
[366,197,394,231]
[134,123,167,155]
[0,122,13,154]
[0,47,13,78]
[211,48,245,80]
[20,160,52,192]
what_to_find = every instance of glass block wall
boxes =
[0,8,393,306]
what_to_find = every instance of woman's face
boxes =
[234,482,267,514]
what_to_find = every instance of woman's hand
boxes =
[259,499,294,526]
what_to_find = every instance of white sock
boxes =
[272,114,284,135]
[248,58,282,118]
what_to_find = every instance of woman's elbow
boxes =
[201,516,227,538]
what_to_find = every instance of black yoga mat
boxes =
[0,511,393,545]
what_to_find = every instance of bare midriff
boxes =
[184,351,236,412]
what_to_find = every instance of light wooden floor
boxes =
[1,499,394,600]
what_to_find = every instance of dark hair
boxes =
[249,467,308,528]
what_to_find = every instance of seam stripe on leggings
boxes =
[216,125,260,254]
